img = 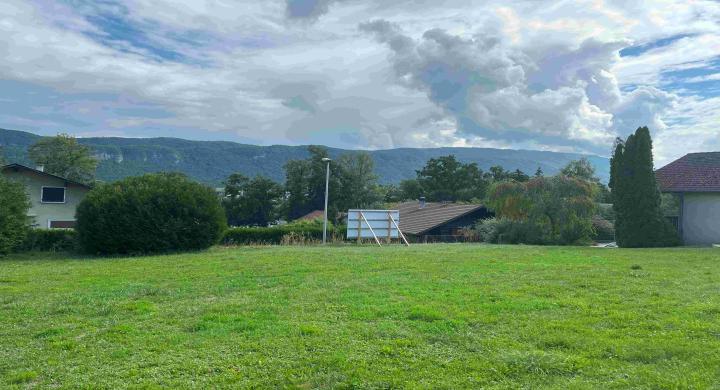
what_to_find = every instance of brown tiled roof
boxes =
[656,152,720,192]
[1,163,91,188]
[396,201,485,235]
[297,210,325,221]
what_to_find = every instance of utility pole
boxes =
[322,157,331,244]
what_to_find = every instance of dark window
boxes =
[41,187,65,203]
[49,220,76,229]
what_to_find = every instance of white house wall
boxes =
[682,193,720,246]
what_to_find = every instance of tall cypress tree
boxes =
[609,127,680,247]
[608,138,625,241]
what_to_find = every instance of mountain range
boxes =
[0,128,610,185]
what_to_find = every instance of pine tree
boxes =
[534,166,544,177]
[609,127,680,247]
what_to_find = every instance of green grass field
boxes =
[1,245,719,388]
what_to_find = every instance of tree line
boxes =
[0,132,609,230]
[221,144,612,228]
[222,147,552,227]
[4,129,676,249]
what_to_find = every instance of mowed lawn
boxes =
[1,245,720,388]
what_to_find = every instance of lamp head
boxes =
[321,158,332,162]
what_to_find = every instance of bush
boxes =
[592,215,615,242]
[20,229,77,252]
[495,220,545,245]
[0,176,30,255]
[76,173,227,255]
[475,218,502,243]
[222,221,340,245]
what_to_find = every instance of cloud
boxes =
[612,86,677,136]
[285,0,337,21]
[360,19,624,152]
[0,0,719,159]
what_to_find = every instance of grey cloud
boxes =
[526,39,627,108]
[286,0,336,21]
[270,82,325,113]
[612,86,676,136]
[282,96,317,113]
[361,19,617,151]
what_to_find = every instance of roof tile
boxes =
[396,201,485,235]
[656,152,720,192]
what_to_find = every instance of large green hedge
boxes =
[20,229,77,252]
[0,176,30,255]
[76,173,227,255]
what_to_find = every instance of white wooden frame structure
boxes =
[346,209,410,247]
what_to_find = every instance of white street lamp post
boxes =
[322,157,331,244]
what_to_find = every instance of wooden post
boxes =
[389,214,410,247]
[360,212,382,247]
[357,210,362,244]
[387,212,392,244]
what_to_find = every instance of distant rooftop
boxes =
[297,210,325,221]
[656,152,720,193]
[396,201,486,235]
[1,163,91,188]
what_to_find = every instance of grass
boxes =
[1,244,720,388]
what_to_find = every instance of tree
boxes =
[399,179,423,201]
[486,176,596,245]
[509,169,530,182]
[335,152,383,210]
[561,158,598,182]
[76,173,226,255]
[0,176,30,254]
[380,184,402,203]
[609,127,680,247]
[223,174,283,227]
[488,165,510,181]
[487,165,529,182]
[534,167,544,177]
[0,145,6,165]
[416,155,489,202]
[561,158,611,203]
[283,147,384,220]
[28,133,98,184]
[283,146,340,220]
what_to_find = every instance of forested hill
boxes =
[1,127,609,185]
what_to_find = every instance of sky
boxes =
[0,0,719,165]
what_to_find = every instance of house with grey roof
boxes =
[396,198,492,242]
[655,152,720,246]
[1,163,91,229]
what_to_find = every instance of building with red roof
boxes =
[656,152,720,245]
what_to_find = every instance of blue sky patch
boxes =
[659,57,720,97]
[620,34,694,57]
[84,12,186,62]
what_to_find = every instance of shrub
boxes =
[221,223,340,245]
[20,229,77,252]
[592,215,615,242]
[0,176,30,255]
[496,220,546,245]
[597,203,615,221]
[475,218,502,243]
[222,225,336,245]
[475,218,543,244]
[76,173,227,255]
